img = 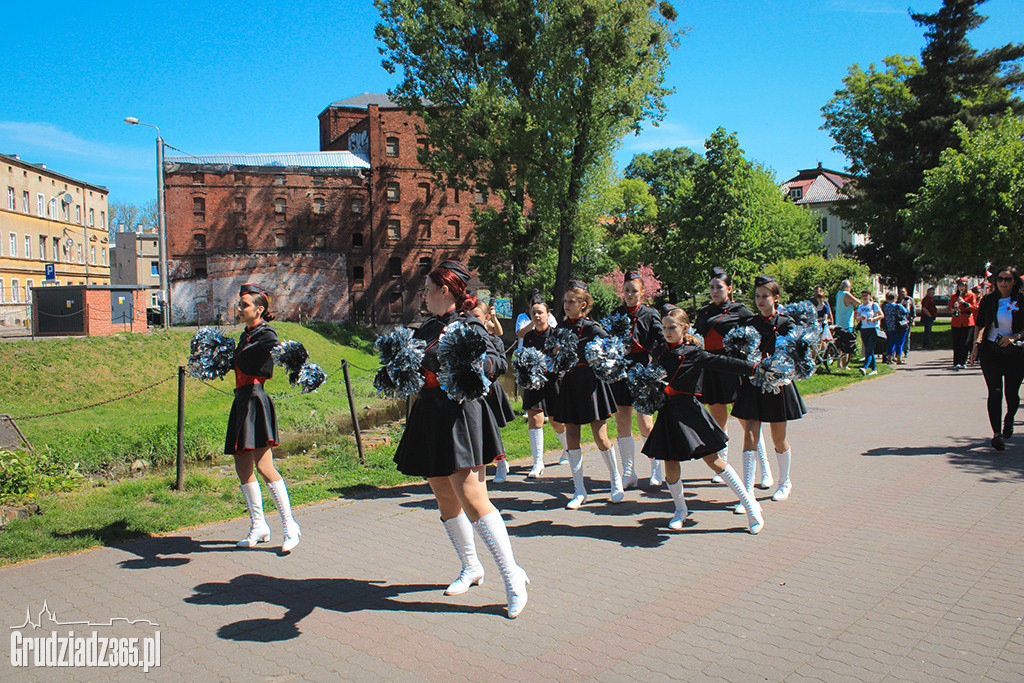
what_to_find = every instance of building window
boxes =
[352,265,364,285]
[274,198,287,215]
[9,233,17,257]
[419,221,431,239]
[90,246,95,264]
[6,187,13,210]
[0,281,4,303]
[88,208,94,226]
[386,137,399,157]
[192,172,204,185]
[26,280,33,302]
[37,193,44,216]
[11,279,19,303]
[819,216,828,234]
[351,198,363,215]
[22,191,29,213]
[39,236,46,260]
[352,232,363,247]
[49,198,56,217]
[234,173,245,184]
[235,232,247,250]
[386,182,400,202]
[52,237,60,262]
[312,175,325,186]
[389,290,403,316]
[193,233,206,251]
[24,236,31,259]
[313,198,326,214]
[448,220,460,240]
[389,257,402,279]
[313,233,326,249]
[193,197,205,220]
[418,256,432,275]
[418,183,431,203]
[78,245,83,263]
[474,189,486,204]
[151,261,160,277]
[275,233,288,249]
[417,137,428,151]
[61,202,69,221]
[75,205,81,223]
[790,187,802,200]
[387,219,400,240]
[234,197,246,214]
[100,211,105,229]
[450,186,460,204]
[103,248,108,265]
[274,174,286,186]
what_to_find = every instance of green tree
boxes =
[375,0,681,310]
[656,128,819,298]
[764,255,872,304]
[907,115,1024,273]
[821,0,1024,288]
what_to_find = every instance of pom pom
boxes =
[779,300,820,330]
[373,327,426,398]
[779,325,819,379]
[437,320,492,403]
[585,336,628,384]
[187,327,236,380]
[723,325,761,363]
[295,362,326,393]
[513,347,549,391]
[752,350,795,394]
[687,331,705,349]
[272,340,310,384]
[544,327,579,375]
[600,312,632,343]
[627,362,667,415]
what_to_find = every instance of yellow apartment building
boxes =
[1,153,111,331]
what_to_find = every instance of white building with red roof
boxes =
[780,163,865,257]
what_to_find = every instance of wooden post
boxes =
[176,366,186,490]
[342,360,365,465]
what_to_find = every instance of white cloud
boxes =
[622,120,704,154]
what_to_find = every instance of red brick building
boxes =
[165,93,495,325]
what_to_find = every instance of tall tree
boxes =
[822,0,1024,288]
[656,128,819,298]
[108,199,158,243]
[375,0,681,309]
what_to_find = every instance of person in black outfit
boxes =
[642,305,763,533]
[732,276,807,507]
[547,280,623,509]
[469,298,516,483]
[227,284,302,553]
[392,261,529,618]
[695,268,772,489]
[517,296,565,478]
[970,266,1024,451]
[610,271,664,490]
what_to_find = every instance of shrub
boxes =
[0,449,82,502]
[764,255,872,304]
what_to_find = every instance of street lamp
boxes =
[124,116,170,329]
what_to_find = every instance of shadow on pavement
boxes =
[186,574,500,641]
[112,535,251,569]
[862,436,1024,480]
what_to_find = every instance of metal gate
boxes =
[35,288,84,335]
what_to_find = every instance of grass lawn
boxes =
[0,337,893,566]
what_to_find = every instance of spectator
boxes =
[881,292,910,365]
[899,288,915,357]
[811,285,833,326]
[856,290,883,376]
[950,278,978,370]
[920,287,938,349]
[834,280,861,370]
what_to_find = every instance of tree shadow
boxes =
[861,436,1024,481]
[186,574,499,641]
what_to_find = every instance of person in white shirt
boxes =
[856,290,883,375]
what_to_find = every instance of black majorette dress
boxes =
[695,300,756,406]
[731,312,808,423]
[642,341,755,462]
[520,325,557,413]
[548,316,617,425]
[393,309,506,478]
[224,322,280,455]
[483,331,515,428]
[609,303,663,411]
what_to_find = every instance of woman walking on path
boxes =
[899,288,915,357]
[228,284,302,554]
[856,290,883,376]
[610,271,663,490]
[516,295,567,478]
[695,268,772,489]
[732,276,807,506]
[920,287,938,349]
[547,281,623,509]
[643,305,763,533]
[834,281,861,370]
[951,278,978,370]
[970,266,1024,451]
[392,261,528,618]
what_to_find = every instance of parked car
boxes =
[932,294,950,317]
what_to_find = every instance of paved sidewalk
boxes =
[2,349,1022,682]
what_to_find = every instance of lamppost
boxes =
[124,116,169,329]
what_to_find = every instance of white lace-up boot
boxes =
[618,436,638,489]
[601,446,625,503]
[266,479,301,553]
[667,478,689,530]
[565,448,587,509]
[720,465,764,534]
[527,428,545,478]
[772,449,792,501]
[757,429,774,489]
[236,481,271,548]
[442,512,484,595]
[474,511,529,618]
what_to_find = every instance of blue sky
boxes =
[3,0,1022,207]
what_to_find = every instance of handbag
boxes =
[874,327,887,340]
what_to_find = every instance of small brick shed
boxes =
[32,285,148,337]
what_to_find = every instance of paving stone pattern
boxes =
[2,350,1022,681]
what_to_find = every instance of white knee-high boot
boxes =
[734,450,757,514]
[757,429,774,489]
[601,446,624,503]
[667,478,688,530]
[266,479,301,553]
[618,436,638,489]
[720,465,764,534]
[710,447,727,484]
[565,448,587,509]
[772,449,792,501]
[527,428,545,478]
[442,512,484,595]
[237,481,271,548]
[494,457,509,483]
[649,457,663,488]
[474,510,529,619]
[555,430,569,464]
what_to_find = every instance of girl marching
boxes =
[547,280,624,509]
[610,271,664,489]
[228,284,302,553]
[642,305,764,533]
[516,294,567,478]
[731,275,807,507]
[470,298,516,483]
[391,261,529,618]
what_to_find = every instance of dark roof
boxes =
[327,92,433,109]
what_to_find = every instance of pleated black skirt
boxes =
[486,380,516,428]
[393,387,505,478]
[700,364,743,405]
[731,378,807,423]
[224,384,279,455]
[642,394,728,462]
[548,365,616,425]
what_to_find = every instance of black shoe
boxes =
[1003,420,1014,440]
[991,435,1006,451]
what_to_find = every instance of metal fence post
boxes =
[342,360,365,465]
[176,366,186,490]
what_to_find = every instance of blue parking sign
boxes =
[45,264,55,281]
